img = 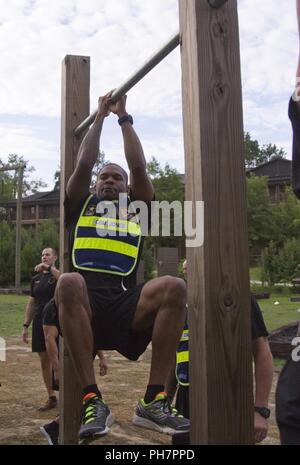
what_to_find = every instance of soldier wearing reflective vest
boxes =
[169,260,273,445]
[55,92,189,442]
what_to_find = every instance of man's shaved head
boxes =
[99,163,128,185]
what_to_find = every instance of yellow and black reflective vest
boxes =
[72,194,142,276]
[176,321,189,386]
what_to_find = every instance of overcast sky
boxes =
[0,0,298,190]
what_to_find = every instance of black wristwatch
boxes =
[254,406,270,419]
[118,114,133,126]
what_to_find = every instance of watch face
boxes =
[255,407,270,419]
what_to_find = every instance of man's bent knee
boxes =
[56,273,86,305]
[161,276,186,305]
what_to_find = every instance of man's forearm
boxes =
[76,114,105,169]
[24,301,35,326]
[49,265,60,281]
[121,123,147,172]
[45,336,59,372]
[254,346,273,406]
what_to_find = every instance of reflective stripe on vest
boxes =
[72,194,142,276]
[176,323,189,386]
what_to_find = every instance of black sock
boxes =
[83,384,102,399]
[144,385,165,404]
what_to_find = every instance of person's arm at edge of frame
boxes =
[66,92,112,209]
[109,95,154,203]
[291,0,300,199]
[252,336,274,443]
[97,350,108,376]
[22,297,35,344]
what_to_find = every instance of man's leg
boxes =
[55,273,114,440]
[56,273,95,387]
[132,275,190,434]
[133,276,186,386]
[38,351,57,411]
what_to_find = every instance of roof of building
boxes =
[247,158,291,183]
[0,189,59,206]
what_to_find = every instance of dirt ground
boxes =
[0,337,280,446]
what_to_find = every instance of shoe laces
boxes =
[82,396,101,425]
[155,393,182,417]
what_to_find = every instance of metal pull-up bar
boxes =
[74,32,180,136]
[74,0,228,137]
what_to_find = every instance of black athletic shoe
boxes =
[79,393,114,441]
[40,420,59,445]
[132,392,190,435]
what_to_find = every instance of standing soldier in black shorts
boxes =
[22,247,60,411]
[55,92,189,442]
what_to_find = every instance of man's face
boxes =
[41,249,57,266]
[96,165,127,200]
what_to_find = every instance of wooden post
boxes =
[59,55,90,445]
[15,165,24,292]
[179,0,253,444]
[0,165,24,292]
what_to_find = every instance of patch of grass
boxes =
[0,294,29,337]
[257,294,300,332]
[273,358,287,370]
[250,267,262,281]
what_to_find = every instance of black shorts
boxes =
[43,298,61,335]
[89,283,153,361]
[32,315,46,353]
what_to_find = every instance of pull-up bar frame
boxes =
[74,32,180,136]
[74,0,228,137]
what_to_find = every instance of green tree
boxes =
[246,175,274,255]
[0,221,15,285]
[146,157,184,248]
[261,239,300,285]
[52,151,107,191]
[244,132,286,169]
[0,154,47,200]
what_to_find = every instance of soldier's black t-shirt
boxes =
[30,271,57,317]
[251,294,269,340]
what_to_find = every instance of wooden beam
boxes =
[15,165,24,292]
[59,55,90,445]
[179,0,253,444]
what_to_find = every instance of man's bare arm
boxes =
[109,96,154,203]
[22,297,35,343]
[66,93,111,208]
[252,337,274,443]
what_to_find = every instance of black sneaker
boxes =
[79,393,114,441]
[40,420,59,445]
[132,392,190,435]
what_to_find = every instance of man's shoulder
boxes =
[31,271,43,283]
[64,192,93,227]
